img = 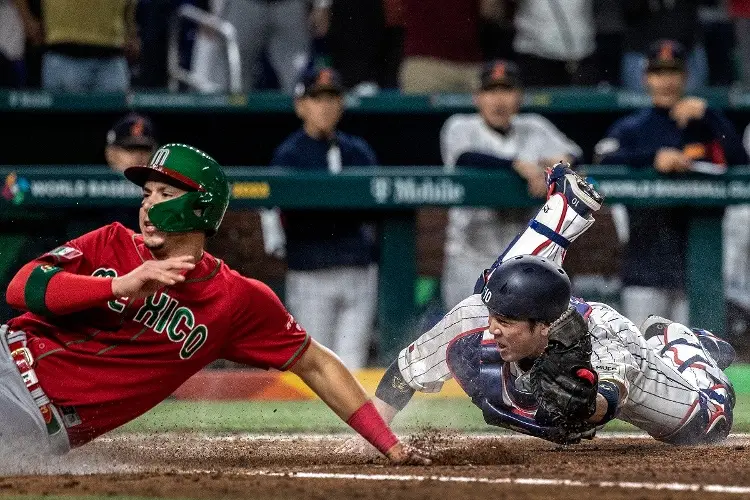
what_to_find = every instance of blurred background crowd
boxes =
[2,0,750,92]
[2,0,750,369]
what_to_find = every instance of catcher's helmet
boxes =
[480,255,571,323]
[124,143,229,236]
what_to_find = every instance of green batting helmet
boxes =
[124,143,229,235]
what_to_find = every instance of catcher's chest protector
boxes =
[445,331,537,413]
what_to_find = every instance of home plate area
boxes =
[4,433,750,500]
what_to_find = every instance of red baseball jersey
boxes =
[7,223,310,447]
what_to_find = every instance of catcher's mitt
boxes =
[530,307,598,433]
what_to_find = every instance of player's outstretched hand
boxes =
[111,256,196,299]
[385,442,432,466]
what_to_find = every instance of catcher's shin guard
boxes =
[499,164,603,264]
[642,316,736,372]
[499,194,596,265]
[691,328,736,371]
[661,387,734,445]
[476,163,605,291]
[642,316,735,444]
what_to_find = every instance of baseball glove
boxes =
[530,307,598,434]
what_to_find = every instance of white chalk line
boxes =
[174,469,750,495]
[99,432,750,443]
[90,434,750,494]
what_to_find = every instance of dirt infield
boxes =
[4,433,750,499]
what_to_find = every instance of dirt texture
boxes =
[2,432,750,499]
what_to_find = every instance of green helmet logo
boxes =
[124,143,229,235]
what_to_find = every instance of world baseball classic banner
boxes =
[1,166,750,209]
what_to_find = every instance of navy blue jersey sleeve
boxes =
[351,136,378,166]
[594,118,660,167]
[271,138,296,166]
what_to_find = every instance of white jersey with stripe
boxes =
[398,294,709,440]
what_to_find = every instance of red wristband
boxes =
[346,400,399,455]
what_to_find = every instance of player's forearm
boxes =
[290,340,369,419]
[587,380,624,425]
[587,393,610,424]
[374,358,416,419]
[7,260,115,316]
[372,396,400,425]
[290,340,400,455]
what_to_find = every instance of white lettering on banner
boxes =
[393,178,465,204]
[128,93,236,108]
[7,91,53,109]
[370,178,392,203]
[86,180,142,198]
[29,180,87,198]
[596,180,731,199]
[27,180,142,199]
[371,177,466,205]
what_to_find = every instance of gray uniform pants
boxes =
[621,287,689,330]
[286,265,378,370]
[219,0,310,92]
[0,326,69,469]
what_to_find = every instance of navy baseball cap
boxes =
[106,113,157,149]
[480,60,522,90]
[294,67,344,98]
[647,39,686,72]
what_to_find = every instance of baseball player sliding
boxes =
[0,143,428,465]
[372,164,735,445]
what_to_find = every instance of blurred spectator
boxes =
[13,0,139,92]
[621,0,708,92]
[0,0,24,87]
[594,0,624,86]
[723,124,750,355]
[270,67,378,369]
[209,0,311,92]
[68,113,156,237]
[594,40,747,328]
[326,0,403,91]
[105,113,158,173]
[731,0,750,89]
[479,0,515,61]
[14,0,42,88]
[400,0,503,93]
[513,0,598,86]
[134,0,186,88]
[699,2,733,86]
[440,60,582,309]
